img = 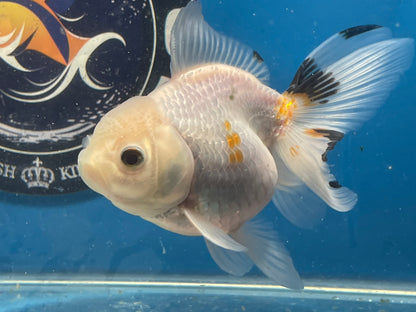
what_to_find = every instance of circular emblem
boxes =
[0,0,186,194]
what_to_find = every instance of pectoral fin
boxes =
[183,208,247,252]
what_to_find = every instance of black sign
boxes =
[0,0,186,195]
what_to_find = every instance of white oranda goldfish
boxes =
[78,1,413,288]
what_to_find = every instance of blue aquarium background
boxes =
[0,0,415,286]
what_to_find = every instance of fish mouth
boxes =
[82,135,91,148]
[78,149,108,196]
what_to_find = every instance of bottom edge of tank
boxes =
[1,274,415,312]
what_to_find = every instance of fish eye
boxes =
[121,146,145,167]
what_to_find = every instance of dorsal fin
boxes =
[170,1,269,83]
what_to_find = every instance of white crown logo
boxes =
[21,157,55,189]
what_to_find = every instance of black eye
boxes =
[121,146,145,167]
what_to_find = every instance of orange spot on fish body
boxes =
[232,132,241,145]
[229,149,243,164]
[234,149,244,163]
[224,120,232,132]
[227,135,235,149]
[224,120,244,164]
[275,93,298,128]
[275,92,313,126]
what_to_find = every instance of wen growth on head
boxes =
[78,1,413,289]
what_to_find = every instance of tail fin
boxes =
[272,25,413,220]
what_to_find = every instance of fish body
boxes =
[148,64,280,235]
[78,1,413,289]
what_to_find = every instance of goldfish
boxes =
[78,1,413,289]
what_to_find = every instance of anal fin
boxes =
[204,218,303,289]
[232,219,303,289]
[205,239,253,276]
[272,152,327,228]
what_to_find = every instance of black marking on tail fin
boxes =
[253,51,264,63]
[287,58,340,104]
[340,25,381,39]
[314,129,344,162]
[329,181,342,189]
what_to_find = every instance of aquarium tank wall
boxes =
[0,0,415,311]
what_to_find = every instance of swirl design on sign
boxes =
[0,0,126,103]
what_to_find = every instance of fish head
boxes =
[78,96,195,217]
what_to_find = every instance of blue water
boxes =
[1,0,416,311]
